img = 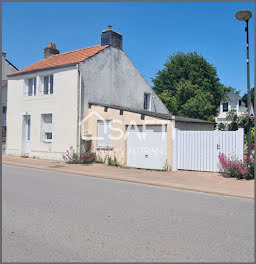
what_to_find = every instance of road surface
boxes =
[2,164,254,262]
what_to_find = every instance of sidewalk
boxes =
[2,154,254,199]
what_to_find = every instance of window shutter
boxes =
[23,80,28,96]
[44,114,52,133]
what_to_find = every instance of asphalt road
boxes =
[2,164,254,262]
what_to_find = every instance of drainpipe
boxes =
[76,64,82,155]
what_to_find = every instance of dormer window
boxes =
[144,93,151,110]
[223,102,228,112]
[43,75,54,95]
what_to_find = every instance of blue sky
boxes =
[3,2,254,96]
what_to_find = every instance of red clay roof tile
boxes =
[11,45,108,76]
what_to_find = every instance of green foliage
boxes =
[251,127,254,143]
[242,87,254,107]
[219,152,254,180]
[238,115,248,134]
[96,156,105,164]
[217,123,226,131]
[152,52,227,120]
[108,156,121,167]
[2,137,6,142]
[63,146,96,164]
[226,111,238,131]
[79,150,96,164]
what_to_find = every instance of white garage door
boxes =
[127,125,167,170]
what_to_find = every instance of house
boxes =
[6,27,214,170]
[216,91,247,126]
[2,52,18,136]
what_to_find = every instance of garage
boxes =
[126,125,167,170]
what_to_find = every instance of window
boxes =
[27,78,37,96]
[41,114,53,142]
[144,93,151,110]
[223,102,228,112]
[97,120,112,148]
[231,102,237,111]
[2,106,6,114]
[43,75,54,95]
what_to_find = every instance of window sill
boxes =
[24,94,55,100]
[43,140,52,143]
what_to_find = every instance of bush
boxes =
[79,150,96,164]
[217,123,226,131]
[96,156,105,164]
[2,137,6,142]
[108,156,120,167]
[63,146,96,164]
[218,152,254,180]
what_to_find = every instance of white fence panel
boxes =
[173,128,244,172]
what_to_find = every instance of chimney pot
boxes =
[44,42,59,59]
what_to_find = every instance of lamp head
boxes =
[236,10,252,21]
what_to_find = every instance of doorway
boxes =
[22,115,31,154]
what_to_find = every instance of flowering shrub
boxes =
[218,152,254,180]
[63,146,96,164]
[79,150,96,164]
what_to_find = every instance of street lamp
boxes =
[235,10,252,155]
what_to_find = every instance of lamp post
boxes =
[235,10,252,155]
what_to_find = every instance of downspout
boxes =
[76,64,82,155]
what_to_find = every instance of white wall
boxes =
[79,46,169,118]
[6,66,78,159]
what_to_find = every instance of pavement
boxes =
[2,164,254,262]
[2,154,254,199]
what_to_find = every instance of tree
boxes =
[217,122,226,131]
[226,111,238,131]
[242,87,254,107]
[152,52,228,120]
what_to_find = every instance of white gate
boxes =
[172,128,244,172]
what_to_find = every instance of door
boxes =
[126,125,167,170]
[23,115,31,154]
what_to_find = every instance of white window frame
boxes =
[25,77,37,96]
[144,93,151,110]
[97,120,113,148]
[41,113,53,143]
[42,75,54,95]
[231,102,237,111]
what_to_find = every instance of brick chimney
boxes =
[44,42,59,59]
[101,25,122,50]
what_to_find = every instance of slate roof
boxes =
[9,45,108,76]
[89,102,215,124]
[226,91,242,101]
